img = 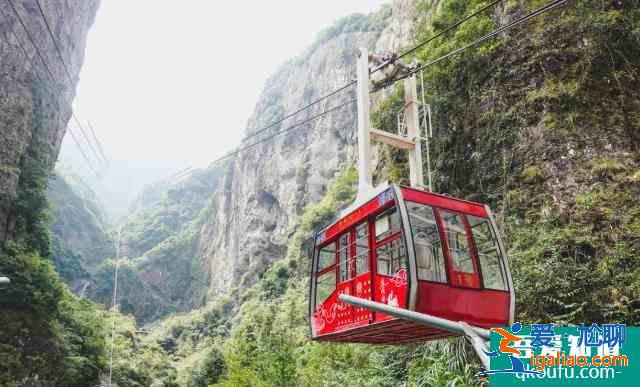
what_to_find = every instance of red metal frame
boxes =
[401,187,488,218]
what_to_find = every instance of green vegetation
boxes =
[121,167,223,258]
[1,143,108,386]
[0,244,108,386]
[509,153,640,324]
[48,171,115,284]
[90,165,226,324]
[398,0,640,326]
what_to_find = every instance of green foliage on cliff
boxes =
[121,167,224,258]
[48,171,115,283]
[1,150,111,386]
[509,153,640,323]
[90,165,226,324]
[12,154,51,257]
[0,244,107,386]
[374,0,640,328]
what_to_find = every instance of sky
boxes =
[59,0,388,218]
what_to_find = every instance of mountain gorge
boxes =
[1,0,639,386]
[83,0,419,326]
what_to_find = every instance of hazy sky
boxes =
[59,0,387,217]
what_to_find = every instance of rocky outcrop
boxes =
[200,0,419,298]
[0,0,99,243]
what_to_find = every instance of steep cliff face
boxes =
[0,0,99,246]
[200,0,419,298]
[0,2,103,386]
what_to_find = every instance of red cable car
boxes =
[308,184,514,344]
[307,48,514,345]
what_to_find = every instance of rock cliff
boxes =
[0,0,99,245]
[201,0,419,299]
[0,2,103,385]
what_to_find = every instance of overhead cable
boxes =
[371,0,504,74]
[241,0,506,144]
[376,0,568,91]
[214,98,357,165]
[33,0,109,167]
[0,2,102,177]
[242,81,356,143]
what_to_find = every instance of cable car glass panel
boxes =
[468,215,507,291]
[440,210,480,288]
[375,238,407,276]
[339,234,350,282]
[375,207,401,242]
[406,201,446,283]
[316,269,336,306]
[355,223,369,275]
[318,242,336,272]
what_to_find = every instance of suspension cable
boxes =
[107,226,123,387]
[216,0,567,166]
[32,0,109,167]
[241,81,356,143]
[213,98,357,165]
[371,0,504,75]
[375,0,568,92]
[4,0,107,173]
[242,1,503,144]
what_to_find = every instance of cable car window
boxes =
[406,201,446,283]
[339,234,350,282]
[376,237,407,276]
[468,215,507,290]
[316,270,336,306]
[355,223,369,275]
[375,207,401,241]
[440,210,475,274]
[318,242,336,272]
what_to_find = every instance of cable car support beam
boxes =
[355,48,425,199]
[339,294,491,370]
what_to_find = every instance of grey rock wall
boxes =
[0,0,99,242]
[200,0,418,298]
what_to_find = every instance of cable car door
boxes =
[337,223,373,327]
[372,206,409,322]
[351,222,373,324]
[438,210,481,288]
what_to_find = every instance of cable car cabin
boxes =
[309,184,514,344]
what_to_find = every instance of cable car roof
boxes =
[315,183,489,246]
